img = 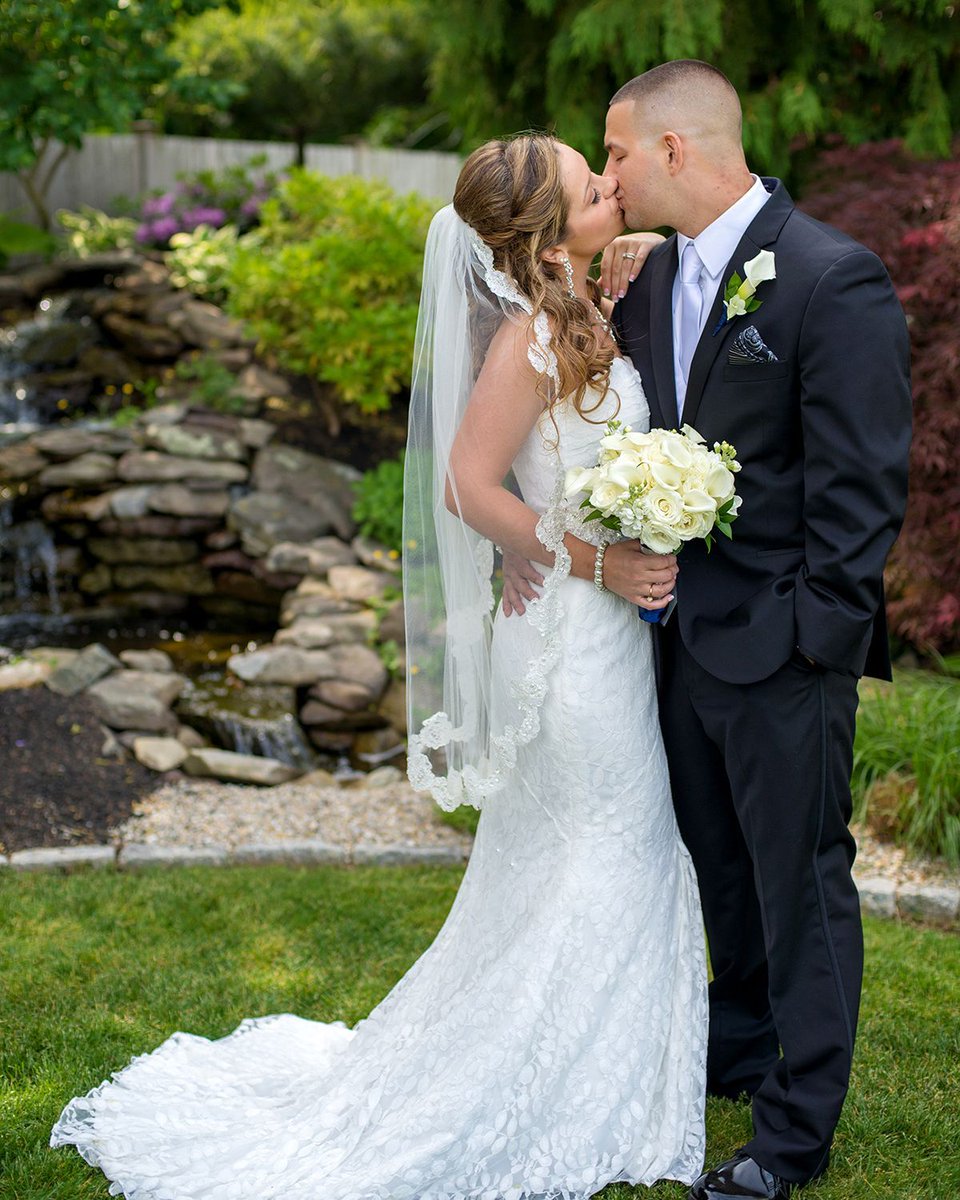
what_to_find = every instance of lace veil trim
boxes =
[406,230,573,812]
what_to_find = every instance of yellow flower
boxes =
[406,538,418,550]
[105,384,117,395]
[57,398,69,410]
[388,549,400,560]
[121,383,134,395]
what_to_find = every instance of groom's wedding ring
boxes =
[621,251,637,261]
[647,588,655,601]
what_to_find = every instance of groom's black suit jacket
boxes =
[614,179,912,683]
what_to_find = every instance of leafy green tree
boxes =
[0,0,237,229]
[163,0,437,157]
[427,0,960,173]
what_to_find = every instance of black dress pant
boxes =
[656,622,863,1184]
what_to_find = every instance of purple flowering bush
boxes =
[135,156,278,249]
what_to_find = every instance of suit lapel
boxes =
[680,179,795,430]
[646,238,678,430]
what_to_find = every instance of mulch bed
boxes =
[0,687,162,854]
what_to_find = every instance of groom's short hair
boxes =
[610,60,742,138]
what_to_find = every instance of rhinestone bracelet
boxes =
[594,541,608,592]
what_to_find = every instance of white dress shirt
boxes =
[671,174,771,421]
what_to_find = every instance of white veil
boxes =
[402,204,577,812]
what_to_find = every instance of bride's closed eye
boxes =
[591,187,601,205]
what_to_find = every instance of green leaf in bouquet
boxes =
[746,297,762,313]
[716,498,738,521]
[584,510,604,522]
[724,272,743,300]
[600,517,620,530]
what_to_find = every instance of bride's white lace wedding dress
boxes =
[51,355,707,1199]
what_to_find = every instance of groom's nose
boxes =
[599,173,619,198]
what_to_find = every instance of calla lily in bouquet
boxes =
[564,422,742,622]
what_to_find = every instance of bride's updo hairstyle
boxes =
[453,134,615,422]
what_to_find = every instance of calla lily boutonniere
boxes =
[712,250,776,335]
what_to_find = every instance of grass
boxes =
[1,864,958,1200]
[853,668,960,865]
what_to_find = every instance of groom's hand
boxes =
[501,550,544,617]
[600,232,666,300]
[602,541,678,611]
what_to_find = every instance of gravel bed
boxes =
[108,780,957,894]
[110,778,473,856]
[851,824,957,887]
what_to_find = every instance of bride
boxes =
[51,133,707,1198]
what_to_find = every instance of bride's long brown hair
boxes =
[453,134,616,423]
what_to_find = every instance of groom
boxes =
[599,61,912,1198]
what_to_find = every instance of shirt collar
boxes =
[676,174,771,281]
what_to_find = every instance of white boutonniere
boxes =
[712,250,776,335]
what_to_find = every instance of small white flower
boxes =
[643,521,681,554]
[680,424,706,445]
[591,480,624,512]
[564,466,598,498]
[744,249,777,287]
[704,461,736,502]
[644,487,684,524]
[681,488,717,514]
[726,294,748,318]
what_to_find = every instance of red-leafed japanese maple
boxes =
[799,140,960,655]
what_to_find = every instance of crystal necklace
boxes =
[588,298,612,335]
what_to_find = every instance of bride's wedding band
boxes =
[621,252,637,261]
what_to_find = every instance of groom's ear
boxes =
[663,132,684,175]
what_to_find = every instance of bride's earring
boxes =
[561,256,576,299]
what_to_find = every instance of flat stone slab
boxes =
[46,642,122,697]
[897,882,960,923]
[856,875,898,919]
[10,845,116,872]
[182,747,302,786]
[227,644,334,686]
[132,736,189,772]
[0,659,51,690]
[350,844,468,867]
[230,841,348,867]
[119,844,229,870]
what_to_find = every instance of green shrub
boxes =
[56,206,138,258]
[228,170,434,414]
[352,452,405,552]
[0,215,56,266]
[166,223,239,303]
[853,670,960,865]
[173,354,250,414]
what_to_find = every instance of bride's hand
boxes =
[602,541,678,610]
[599,233,667,301]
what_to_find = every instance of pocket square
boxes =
[727,325,779,364]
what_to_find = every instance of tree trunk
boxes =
[17,140,71,231]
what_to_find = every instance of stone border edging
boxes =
[0,841,469,873]
[1,847,956,924]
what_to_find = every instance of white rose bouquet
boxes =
[564,420,742,558]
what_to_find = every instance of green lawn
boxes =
[0,864,957,1200]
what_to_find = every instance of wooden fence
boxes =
[0,131,463,225]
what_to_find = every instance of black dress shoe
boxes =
[688,1151,793,1199]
